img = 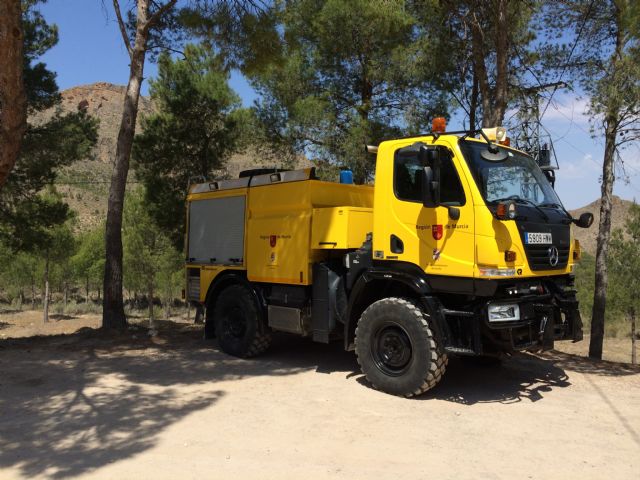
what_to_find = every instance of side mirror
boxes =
[419,145,441,208]
[573,212,594,228]
[421,166,441,208]
[418,145,440,166]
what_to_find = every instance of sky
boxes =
[39,0,640,210]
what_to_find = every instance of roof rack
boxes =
[189,168,317,194]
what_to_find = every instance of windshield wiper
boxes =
[492,196,549,222]
[539,202,573,224]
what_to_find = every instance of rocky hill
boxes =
[570,196,634,255]
[34,83,291,230]
[50,82,154,164]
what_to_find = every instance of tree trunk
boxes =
[43,253,50,323]
[469,0,509,128]
[589,8,623,360]
[102,2,152,330]
[489,0,509,127]
[148,285,157,334]
[64,281,68,310]
[589,122,617,359]
[148,286,154,321]
[469,70,478,130]
[164,297,171,320]
[0,0,27,190]
[31,280,35,310]
[86,276,89,304]
[631,308,636,366]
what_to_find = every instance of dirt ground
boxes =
[1,310,639,480]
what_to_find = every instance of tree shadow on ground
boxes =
[541,349,640,377]
[424,354,571,405]
[1,321,638,478]
[358,349,639,405]
[0,322,319,479]
[0,321,10,330]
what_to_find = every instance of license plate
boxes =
[525,232,552,244]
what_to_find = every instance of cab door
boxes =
[377,142,475,278]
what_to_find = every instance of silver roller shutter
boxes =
[188,195,245,264]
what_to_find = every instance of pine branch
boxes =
[112,0,132,58]
[146,0,179,29]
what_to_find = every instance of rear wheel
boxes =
[213,284,271,357]
[355,297,447,397]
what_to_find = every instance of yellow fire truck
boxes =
[185,123,593,397]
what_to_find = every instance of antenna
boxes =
[514,82,567,171]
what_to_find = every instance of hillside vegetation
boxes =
[35,83,306,232]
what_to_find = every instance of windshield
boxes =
[459,140,562,207]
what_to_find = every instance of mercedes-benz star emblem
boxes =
[548,246,559,267]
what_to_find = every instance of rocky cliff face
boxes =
[34,83,300,230]
[38,82,154,165]
[30,83,154,230]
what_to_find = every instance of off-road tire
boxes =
[213,284,271,358]
[355,297,447,397]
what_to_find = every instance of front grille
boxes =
[524,244,570,271]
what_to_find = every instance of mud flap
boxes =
[541,310,555,351]
[569,309,584,342]
[554,307,583,343]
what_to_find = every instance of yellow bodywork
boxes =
[187,178,373,302]
[187,135,578,303]
[372,135,577,279]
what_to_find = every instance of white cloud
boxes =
[561,153,601,179]
[541,95,592,126]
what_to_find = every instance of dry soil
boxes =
[0,310,638,480]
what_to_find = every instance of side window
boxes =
[394,148,465,206]
[394,154,424,202]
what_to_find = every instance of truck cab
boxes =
[185,126,592,397]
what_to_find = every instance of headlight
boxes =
[488,303,520,322]
[496,201,517,220]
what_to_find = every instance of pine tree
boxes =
[418,0,541,129]
[104,1,269,329]
[0,1,98,250]
[545,0,640,358]
[241,0,449,182]
[609,203,640,364]
[103,0,180,330]
[0,0,27,189]
[123,189,182,327]
[72,225,105,305]
[133,44,245,249]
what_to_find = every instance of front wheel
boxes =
[355,297,447,397]
[213,283,271,358]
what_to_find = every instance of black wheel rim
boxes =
[371,323,413,376]
[222,305,247,339]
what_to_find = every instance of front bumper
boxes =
[481,287,583,352]
[440,277,583,356]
